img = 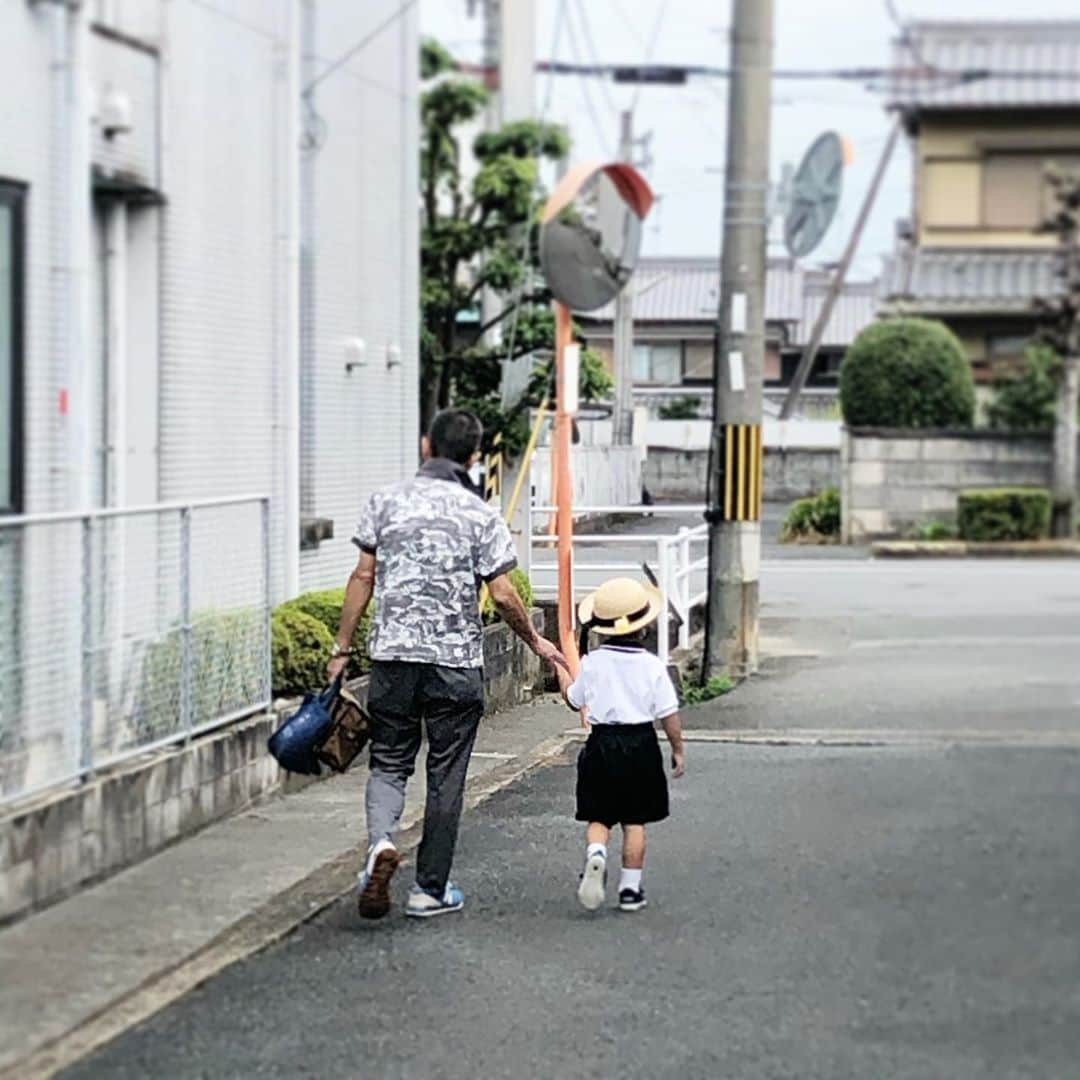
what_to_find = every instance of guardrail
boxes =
[0,496,271,807]
[527,502,708,663]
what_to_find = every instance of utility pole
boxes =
[611,110,635,445]
[703,0,774,681]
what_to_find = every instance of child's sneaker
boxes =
[356,841,401,920]
[577,851,607,911]
[618,887,647,912]
[405,882,465,918]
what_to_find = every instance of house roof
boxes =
[799,276,881,347]
[577,257,878,347]
[881,247,1059,312]
[888,21,1080,111]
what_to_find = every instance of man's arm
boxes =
[488,571,569,672]
[326,550,376,681]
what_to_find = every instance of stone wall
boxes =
[841,428,1066,541]
[0,614,543,925]
[643,447,840,502]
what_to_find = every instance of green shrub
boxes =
[682,675,734,705]
[956,488,1051,542]
[482,566,534,624]
[276,588,374,674]
[839,318,975,429]
[781,487,841,542]
[658,395,702,421]
[911,519,957,542]
[271,607,334,698]
[986,345,1059,434]
[135,609,266,741]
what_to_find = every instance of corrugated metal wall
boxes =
[298,0,420,592]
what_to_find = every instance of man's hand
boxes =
[671,749,686,779]
[532,635,570,673]
[326,655,348,684]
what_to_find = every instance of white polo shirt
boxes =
[566,645,680,726]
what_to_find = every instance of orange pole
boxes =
[554,302,580,676]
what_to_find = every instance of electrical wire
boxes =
[303,0,419,96]
[631,0,671,114]
[573,0,620,118]
[564,0,616,157]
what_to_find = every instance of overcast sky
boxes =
[420,0,1080,281]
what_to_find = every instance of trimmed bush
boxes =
[956,488,1051,542]
[839,318,975,429]
[271,607,334,698]
[986,345,1059,434]
[276,588,374,674]
[658,395,702,420]
[781,487,841,542]
[482,566,534,624]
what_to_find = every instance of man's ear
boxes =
[420,435,432,461]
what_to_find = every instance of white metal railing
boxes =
[526,501,708,663]
[0,496,271,806]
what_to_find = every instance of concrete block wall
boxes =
[0,616,543,926]
[642,447,840,503]
[841,428,1063,541]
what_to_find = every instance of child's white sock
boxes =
[619,868,643,893]
[586,842,607,862]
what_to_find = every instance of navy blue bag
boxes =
[267,676,342,776]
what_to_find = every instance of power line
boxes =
[562,0,615,156]
[303,0,418,96]
[631,0,671,113]
[573,0,619,117]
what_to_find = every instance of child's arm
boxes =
[660,712,685,778]
[555,662,575,707]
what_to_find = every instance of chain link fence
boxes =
[0,496,271,806]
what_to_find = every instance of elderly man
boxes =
[328,409,567,920]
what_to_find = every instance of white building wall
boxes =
[298,0,420,592]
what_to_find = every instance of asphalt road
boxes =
[64,558,1080,1079]
[65,741,1080,1080]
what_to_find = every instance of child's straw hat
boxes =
[577,577,663,637]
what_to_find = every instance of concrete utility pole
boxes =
[611,110,636,445]
[703,0,774,681]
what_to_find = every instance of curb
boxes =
[871,540,1080,559]
[3,733,574,1080]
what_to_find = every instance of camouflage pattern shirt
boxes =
[352,459,518,669]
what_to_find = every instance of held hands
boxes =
[671,749,686,779]
[532,635,571,674]
[326,655,349,684]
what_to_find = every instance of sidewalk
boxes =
[0,698,575,1078]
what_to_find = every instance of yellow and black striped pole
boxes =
[484,432,502,504]
[720,423,765,523]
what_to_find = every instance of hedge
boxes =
[839,317,975,429]
[956,488,1051,542]
[481,567,534,624]
[276,588,374,674]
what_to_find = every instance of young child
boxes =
[555,577,685,912]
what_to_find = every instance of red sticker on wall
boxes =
[59,389,68,415]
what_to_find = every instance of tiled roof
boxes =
[576,256,805,325]
[881,248,1059,311]
[888,21,1080,111]
[578,257,878,347]
[798,277,880,347]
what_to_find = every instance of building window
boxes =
[987,332,1031,367]
[0,182,25,514]
[983,153,1080,229]
[632,342,682,385]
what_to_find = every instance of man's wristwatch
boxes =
[329,642,350,660]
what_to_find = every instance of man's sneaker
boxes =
[405,883,465,918]
[618,887,647,912]
[577,851,607,911]
[356,842,402,920]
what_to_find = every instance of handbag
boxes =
[267,676,342,776]
[314,682,370,773]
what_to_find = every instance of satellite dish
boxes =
[540,162,654,311]
[784,132,844,259]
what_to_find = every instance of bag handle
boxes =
[320,671,344,706]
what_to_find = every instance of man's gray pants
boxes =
[365,660,484,897]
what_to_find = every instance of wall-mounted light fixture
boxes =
[344,337,367,372]
[99,85,133,140]
[386,344,402,370]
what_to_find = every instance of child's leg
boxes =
[621,825,645,869]
[586,822,611,850]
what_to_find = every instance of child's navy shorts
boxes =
[576,722,669,827]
